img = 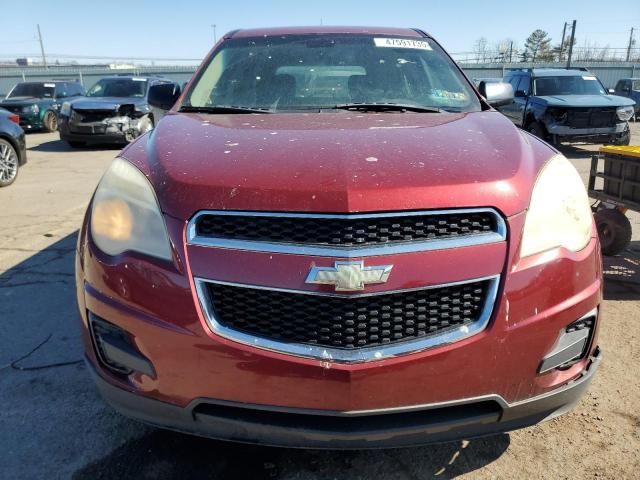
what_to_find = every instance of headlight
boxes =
[91,158,172,260]
[60,102,71,116]
[616,106,634,121]
[520,154,593,258]
[23,104,39,113]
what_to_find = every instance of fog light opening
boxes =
[88,312,155,377]
[538,308,597,374]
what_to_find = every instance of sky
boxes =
[1,0,638,62]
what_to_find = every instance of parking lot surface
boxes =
[1,126,639,479]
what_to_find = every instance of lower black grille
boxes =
[71,109,114,123]
[566,316,596,333]
[567,108,617,128]
[207,280,491,349]
[195,211,499,248]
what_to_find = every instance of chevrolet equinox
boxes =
[76,26,602,448]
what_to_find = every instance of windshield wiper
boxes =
[179,105,272,114]
[333,103,446,113]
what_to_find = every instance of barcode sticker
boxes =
[374,38,432,50]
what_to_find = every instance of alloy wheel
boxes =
[0,139,19,186]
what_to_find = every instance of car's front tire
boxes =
[612,129,631,146]
[526,121,548,142]
[0,138,19,187]
[43,111,58,133]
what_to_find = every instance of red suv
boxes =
[76,26,602,448]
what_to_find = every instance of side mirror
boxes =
[479,81,514,107]
[148,83,181,110]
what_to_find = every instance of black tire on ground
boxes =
[595,208,632,256]
[527,121,548,141]
[612,130,631,146]
[43,111,58,132]
[0,138,19,187]
[67,141,86,149]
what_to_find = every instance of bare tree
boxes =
[474,37,488,63]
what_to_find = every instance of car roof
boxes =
[96,75,169,83]
[531,68,592,77]
[506,69,594,77]
[230,26,424,38]
[18,81,72,85]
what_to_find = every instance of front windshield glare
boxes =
[87,78,148,98]
[186,35,480,112]
[535,75,606,96]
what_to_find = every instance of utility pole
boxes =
[37,24,47,69]
[211,24,217,43]
[627,27,635,62]
[560,22,568,61]
[566,20,576,69]
[509,41,513,63]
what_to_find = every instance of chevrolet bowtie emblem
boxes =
[305,261,393,292]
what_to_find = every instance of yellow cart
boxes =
[588,145,640,255]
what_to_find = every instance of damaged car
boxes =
[498,68,635,145]
[58,75,178,147]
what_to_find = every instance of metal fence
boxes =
[0,61,639,96]
[0,65,197,96]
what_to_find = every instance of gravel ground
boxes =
[1,124,639,479]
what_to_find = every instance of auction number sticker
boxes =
[374,38,432,50]
[582,76,597,80]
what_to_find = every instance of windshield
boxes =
[8,82,55,99]
[632,80,640,91]
[86,78,148,98]
[185,34,480,112]
[534,75,606,96]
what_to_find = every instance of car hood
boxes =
[70,97,147,111]
[122,110,554,219]
[534,94,635,108]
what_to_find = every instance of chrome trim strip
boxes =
[186,208,507,257]
[194,275,500,363]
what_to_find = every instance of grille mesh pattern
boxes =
[195,212,498,247]
[207,280,490,349]
[567,108,617,128]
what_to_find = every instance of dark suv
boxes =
[0,81,84,132]
[498,68,635,145]
[58,75,177,147]
[613,78,640,118]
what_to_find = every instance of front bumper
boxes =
[17,112,43,130]
[546,121,629,142]
[58,116,127,145]
[77,208,603,447]
[89,349,601,449]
